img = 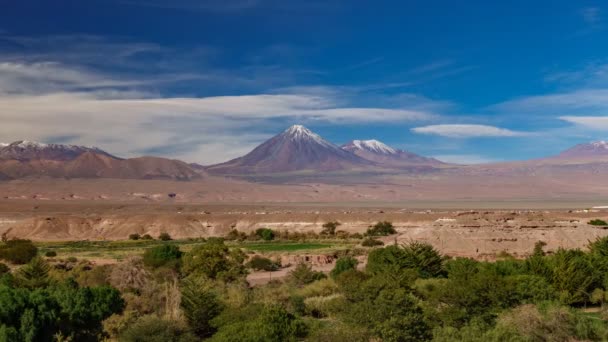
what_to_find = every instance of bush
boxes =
[129,233,141,240]
[330,256,358,279]
[0,262,9,275]
[362,238,384,247]
[247,256,280,271]
[0,239,38,264]
[589,219,608,226]
[255,228,276,241]
[288,262,326,287]
[141,234,154,240]
[45,251,57,257]
[143,244,183,269]
[321,221,341,236]
[120,315,197,342]
[366,221,396,236]
[225,229,247,241]
[158,232,172,241]
[181,278,223,338]
[16,256,50,288]
[181,239,247,281]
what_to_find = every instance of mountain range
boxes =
[0,141,202,180]
[2,125,608,181]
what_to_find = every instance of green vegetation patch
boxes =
[240,242,333,252]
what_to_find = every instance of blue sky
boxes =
[1,0,608,164]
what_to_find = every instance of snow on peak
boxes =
[590,140,608,149]
[351,139,397,155]
[12,140,49,149]
[283,125,334,147]
[0,143,8,148]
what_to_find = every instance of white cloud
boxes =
[559,116,608,130]
[492,89,608,114]
[433,154,499,165]
[411,124,527,138]
[0,63,438,163]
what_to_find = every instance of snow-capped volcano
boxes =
[555,140,608,159]
[0,140,115,161]
[343,139,397,155]
[207,125,373,174]
[341,139,443,167]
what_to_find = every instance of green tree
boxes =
[321,221,341,236]
[330,256,358,279]
[210,305,307,342]
[120,315,197,342]
[158,232,172,241]
[246,256,279,271]
[16,256,50,289]
[288,262,326,287]
[366,242,445,279]
[255,228,275,241]
[0,239,38,264]
[142,244,182,269]
[366,221,396,236]
[181,239,247,281]
[180,277,223,338]
[343,278,432,342]
[0,263,9,276]
[550,248,595,304]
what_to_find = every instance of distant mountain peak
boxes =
[207,124,372,173]
[0,140,114,161]
[341,139,443,167]
[556,140,608,159]
[590,140,608,149]
[349,139,397,155]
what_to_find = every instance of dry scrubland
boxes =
[2,200,608,259]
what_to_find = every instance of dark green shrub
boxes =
[0,263,9,275]
[129,233,141,240]
[367,242,445,279]
[247,256,280,271]
[141,234,154,240]
[181,239,247,281]
[351,233,364,239]
[45,251,57,257]
[16,256,50,289]
[288,262,326,287]
[226,229,247,241]
[331,256,359,279]
[0,239,38,264]
[589,219,608,226]
[362,238,384,247]
[366,221,396,236]
[143,244,183,269]
[120,315,197,342]
[158,232,172,241]
[321,221,341,236]
[255,228,276,241]
[181,278,223,338]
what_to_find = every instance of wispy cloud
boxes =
[581,7,601,24]
[492,89,608,114]
[411,124,528,138]
[560,116,608,130]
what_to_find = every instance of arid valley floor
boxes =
[3,194,608,258]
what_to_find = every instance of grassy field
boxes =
[35,239,356,262]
